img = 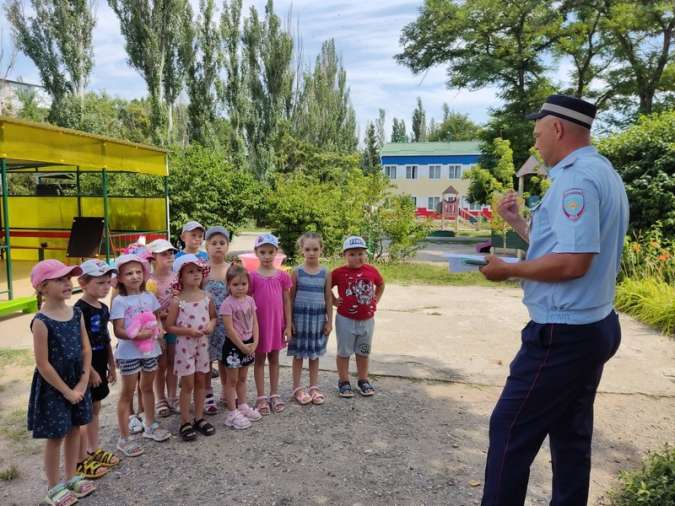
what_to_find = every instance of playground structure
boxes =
[0,116,168,316]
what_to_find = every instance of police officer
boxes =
[479,95,629,506]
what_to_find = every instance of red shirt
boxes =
[331,264,384,320]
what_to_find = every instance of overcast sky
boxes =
[3,0,572,139]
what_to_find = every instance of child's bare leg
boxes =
[218,361,228,402]
[154,353,168,403]
[118,373,139,438]
[179,375,194,424]
[86,401,101,452]
[139,370,157,427]
[78,425,88,462]
[136,374,144,414]
[225,368,238,411]
[355,354,369,381]
[236,366,249,405]
[254,352,267,398]
[44,437,63,488]
[63,426,81,481]
[166,343,177,402]
[268,350,280,396]
[309,358,320,386]
[193,372,206,420]
[292,357,303,390]
[337,355,351,383]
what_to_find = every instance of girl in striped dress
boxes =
[288,232,333,405]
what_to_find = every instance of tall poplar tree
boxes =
[411,97,426,142]
[6,0,95,125]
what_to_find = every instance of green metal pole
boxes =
[102,169,110,262]
[1,159,13,300]
[76,167,81,217]
[164,176,170,241]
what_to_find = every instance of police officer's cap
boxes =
[526,94,597,129]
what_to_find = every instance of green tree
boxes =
[182,0,221,145]
[292,39,358,153]
[219,0,247,166]
[427,109,481,141]
[411,96,426,142]
[361,121,381,175]
[464,137,516,205]
[241,0,294,178]
[391,118,408,142]
[108,0,188,144]
[6,0,95,125]
[597,110,675,235]
[375,108,386,148]
[15,86,48,122]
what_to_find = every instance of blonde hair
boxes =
[296,232,323,253]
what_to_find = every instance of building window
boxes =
[429,165,441,179]
[448,165,462,179]
[427,196,440,211]
[384,165,397,179]
[406,165,418,179]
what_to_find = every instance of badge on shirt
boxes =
[562,188,585,221]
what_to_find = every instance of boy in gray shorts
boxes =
[331,236,385,397]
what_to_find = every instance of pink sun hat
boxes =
[31,260,83,289]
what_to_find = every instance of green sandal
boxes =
[66,475,96,498]
[39,483,77,506]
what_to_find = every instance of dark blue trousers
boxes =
[482,311,621,506]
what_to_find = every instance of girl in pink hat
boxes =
[110,254,171,457]
[28,259,97,505]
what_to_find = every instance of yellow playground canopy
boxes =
[0,116,169,312]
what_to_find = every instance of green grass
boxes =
[322,259,515,287]
[615,277,675,336]
[0,409,28,444]
[0,348,33,369]
[0,465,19,481]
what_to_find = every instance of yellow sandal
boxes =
[76,458,109,479]
[87,448,120,467]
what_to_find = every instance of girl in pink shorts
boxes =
[165,254,217,441]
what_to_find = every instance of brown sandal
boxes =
[256,395,271,416]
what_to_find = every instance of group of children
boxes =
[27,221,384,505]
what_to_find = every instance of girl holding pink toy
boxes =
[110,254,170,458]
[165,254,218,441]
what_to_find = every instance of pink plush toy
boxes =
[127,311,160,355]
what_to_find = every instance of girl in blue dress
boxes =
[288,233,333,405]
[28,260,96,505]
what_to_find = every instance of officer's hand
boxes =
[497,191,521,225]
[479,255,511,282]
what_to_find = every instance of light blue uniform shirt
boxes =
[523,146,629,324]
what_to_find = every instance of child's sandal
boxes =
[167,396,179,413]
[255,395,271,416]
[76,458,109,479]
[179,422,197,441]
[155,398,171,418]
[308,385,326,405]
[269,394,286,413]
[66,475,96,498]
[87,448,120,467]
[116,437,144,458]
[204,393,218,415]
[40,483,78,506]
[193,418,216,436]
[292,387,312,405]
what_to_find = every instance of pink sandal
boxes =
[269,394,286,413]
[308,385,326,405]
[292,387,312,405]
[256,395,271,416]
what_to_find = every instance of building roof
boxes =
[516,155,547,177]
[442,185,459,195]
[380,141,481,156]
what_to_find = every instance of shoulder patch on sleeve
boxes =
[562,188,585,221]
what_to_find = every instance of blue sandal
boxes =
[338,381,354,398]
[357,379,375,396]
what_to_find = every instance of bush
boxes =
[609,445,675,505]
[167,144,262,241]
[597,111,675,236]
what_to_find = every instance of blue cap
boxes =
[255,233,279,249]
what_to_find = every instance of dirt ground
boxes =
[1,283,673,505]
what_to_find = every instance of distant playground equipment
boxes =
[0,116,169,316]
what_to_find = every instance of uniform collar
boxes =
[548,145,596,179]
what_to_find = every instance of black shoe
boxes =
[357,379,375,396]
[337,381,354,398]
